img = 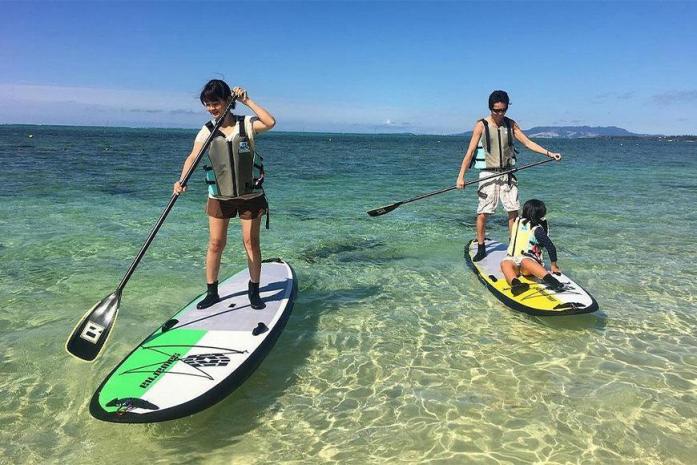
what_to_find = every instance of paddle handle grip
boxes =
[115,96,237,292]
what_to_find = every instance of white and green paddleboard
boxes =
[89,258,297,423]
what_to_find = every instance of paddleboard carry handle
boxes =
[66,96,238,362]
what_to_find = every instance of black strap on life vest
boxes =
[265,200,270,229]
[480,119,491,153]
[204,120,225,139]
[227,140,238,195]
[238,116,270,229]
[205,115,246,138]
[203,121,223,186]
[480,117,514,153]
[503,117,518,182]
[503,117,514,148]
[236,114,247,140]
[242,117,265,190]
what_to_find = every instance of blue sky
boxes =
[1,1,695,134]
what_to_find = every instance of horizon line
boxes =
[1,123,695,138]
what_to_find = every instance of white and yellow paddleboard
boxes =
[465,239,598,316]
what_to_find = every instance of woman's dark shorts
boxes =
[205,195,268,220]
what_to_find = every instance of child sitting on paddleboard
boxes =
[501,199,565,296]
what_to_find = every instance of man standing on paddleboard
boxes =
[174,80,276,310]
[456,90,561,261]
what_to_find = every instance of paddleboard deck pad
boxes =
[465,239,598,316]
[89,258,297,423]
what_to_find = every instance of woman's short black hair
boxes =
[488,90,510,110]
[522,199,547,227]
[200,79,231,105]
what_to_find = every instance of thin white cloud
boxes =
[591,91,636,103]
[651,90,697,105]
[0,83,201,112]
[551,119,584,125]
[0,83,213,127]
[0,84,465,133]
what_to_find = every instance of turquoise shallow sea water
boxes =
[1,124,696,465]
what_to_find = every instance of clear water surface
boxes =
[1,125,695,465]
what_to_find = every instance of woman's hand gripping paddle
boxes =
[65,96,237,362]
[367,158,555,217]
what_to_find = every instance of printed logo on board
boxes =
[139,353,181,388]
[119,345,248,386]
[182,353,231,368]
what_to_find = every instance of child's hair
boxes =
[521,199,547,228]
[200,79,232,105]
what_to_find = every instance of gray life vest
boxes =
[203,115,264,200]
[470,117,517,170]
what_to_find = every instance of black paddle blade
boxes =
[367,202,401,217]
[66,291,121,362]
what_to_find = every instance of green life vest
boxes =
[470,117,517,170]
[203,115,264,200]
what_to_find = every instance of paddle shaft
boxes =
[420,158,555,204]
[396,185,457,207]
[115,96,237,292]
[373,158,555,214]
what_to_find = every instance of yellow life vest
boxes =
[507,217,543,262]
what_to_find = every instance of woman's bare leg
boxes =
[206,216,230,284]
[240,215,262,282]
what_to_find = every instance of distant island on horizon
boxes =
[455,125,653,138]
[524,125,641,138]
[2,123,695,139]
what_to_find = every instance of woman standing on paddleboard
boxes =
[173,79,276,310]
[456,90,561,262]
